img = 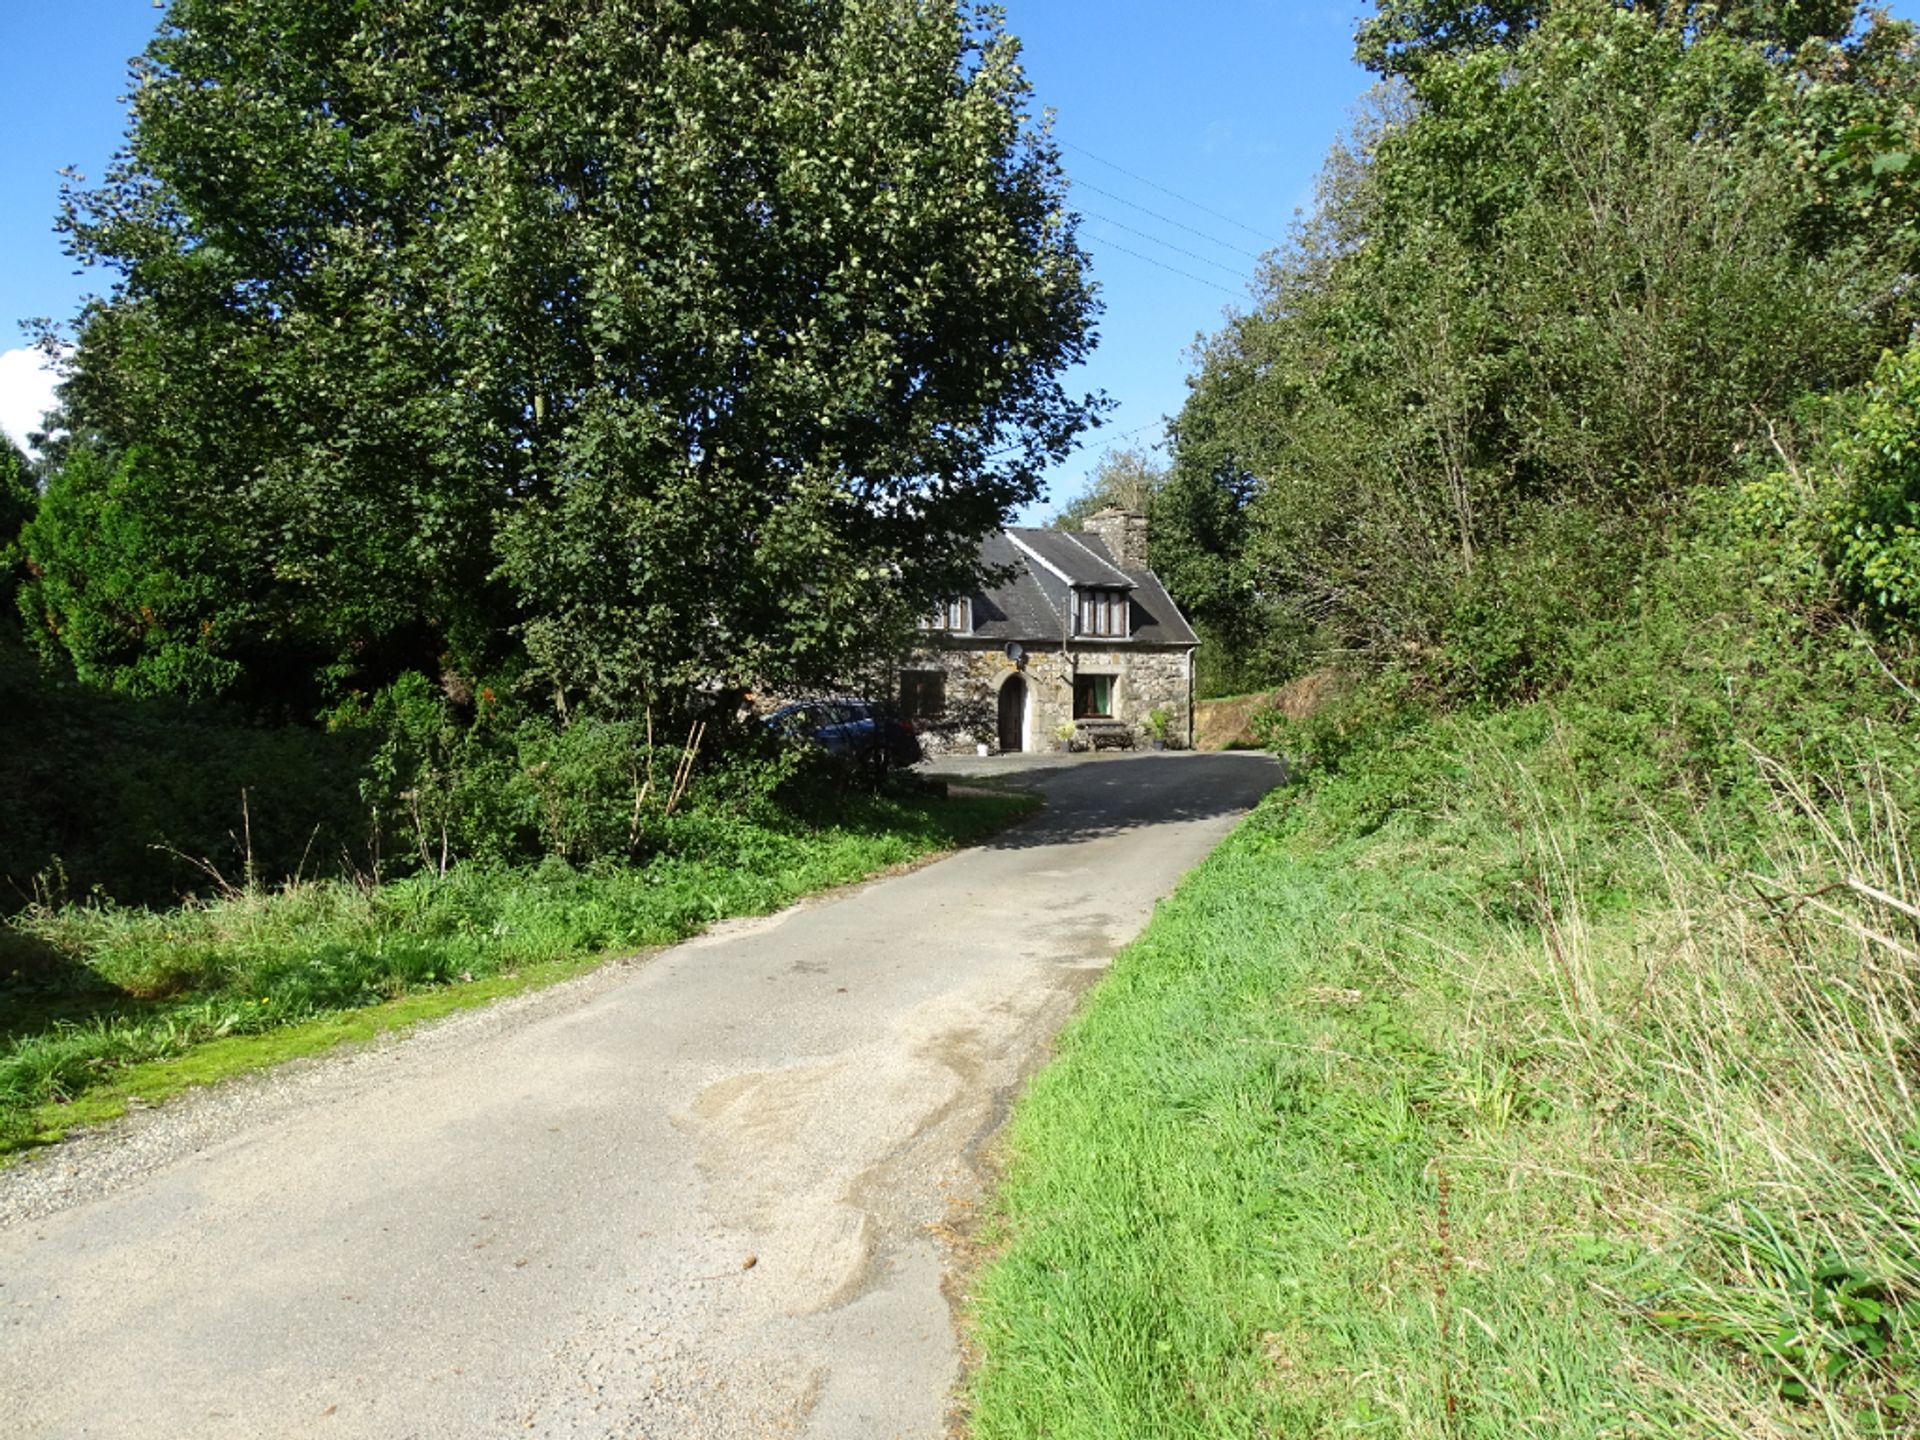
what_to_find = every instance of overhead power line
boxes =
[1083,210,1249,279]
[1087,234,1246,299]
[1071,177,1269,263]
[1063,141,1286,249]
[1084,418,1167,450]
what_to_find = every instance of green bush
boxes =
[1740,343,1920,637]
[1829,347,1920,620]
[0,647,375,910]
[2,647,847,912]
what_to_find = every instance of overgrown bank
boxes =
[964,521,1920,1435]
[2,786,1036,1158]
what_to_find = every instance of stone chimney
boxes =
[1086,508,1150,571]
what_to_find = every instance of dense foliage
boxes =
[21,0,1099,713]
[1739,342,1920,625]
[2,0,1098,915]
[1171,0,1920,697]
[1048,444,1163,530]
[1355,0,1858,77]
[0,439,32,636]
[970,4,1920,1431]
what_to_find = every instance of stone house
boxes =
[898,509,1200,754]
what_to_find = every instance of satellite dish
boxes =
[1004,642,1025,663]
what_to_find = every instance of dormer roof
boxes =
[942,527,1200,648]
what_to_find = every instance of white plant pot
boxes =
[976,742,991,758]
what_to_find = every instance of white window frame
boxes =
[919,597,972,634]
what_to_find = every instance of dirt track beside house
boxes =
[0,752,1280,1440]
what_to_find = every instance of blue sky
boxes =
[0,3,1374,515]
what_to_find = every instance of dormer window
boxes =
[1074,587,1130,639]
[921,597,971,633]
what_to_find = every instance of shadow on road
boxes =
[955,753,1286,851]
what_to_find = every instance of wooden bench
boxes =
[1074,720,1135,751]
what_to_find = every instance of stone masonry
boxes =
[903,640,1195,755]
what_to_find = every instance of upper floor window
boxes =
[920,598,971,633]
[1075,588,1130,638]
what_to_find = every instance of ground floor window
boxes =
[1073,673,1115,719]
[900,670,946,721]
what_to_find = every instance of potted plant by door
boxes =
[1146,708,1172,750]
[1054,721,1077,753]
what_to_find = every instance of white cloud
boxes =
[0,348,61,457]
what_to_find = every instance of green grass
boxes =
[1,788,1037,1158]
[965,709,1920,1438]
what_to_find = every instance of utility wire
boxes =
[986,416,1165,466]
[1071,177,1270,262]
[1083,209,1249,278]
[1086,233,1246,299]
[1063,141,1285,248]
[1080,418,1166,451]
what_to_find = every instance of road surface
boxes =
[1,752,1280,1439]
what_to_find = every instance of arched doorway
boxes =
[997,674,1027,753]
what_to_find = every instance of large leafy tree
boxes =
[1356,0,1857,76]
[35,0,1099,709]
[1178,0,1920,695]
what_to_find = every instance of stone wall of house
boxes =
[901,642,1194,754]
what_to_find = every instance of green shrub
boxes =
[1740,342,1920,635]
[2,648,854,911]
[0,647,375,910]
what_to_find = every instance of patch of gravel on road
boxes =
[0,951,653,1233]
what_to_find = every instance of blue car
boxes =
[766,698,923,770]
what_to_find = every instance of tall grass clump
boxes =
[1449,737,1920,1432]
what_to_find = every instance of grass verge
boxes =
[964,710,1920,1438]
[2,787,1038,1160]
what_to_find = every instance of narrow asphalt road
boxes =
[1,752,1280,1440]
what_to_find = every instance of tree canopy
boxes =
[1049,445,1164,530]
[0,438,34,640]
[26,0,1100,710]
[1174,0,1920,696]
[1355,0,1858,76]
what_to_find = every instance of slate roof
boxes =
[951,528,1200,648]
[1006,528,1135,588]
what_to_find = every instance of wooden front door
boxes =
[997,675,1026,753]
